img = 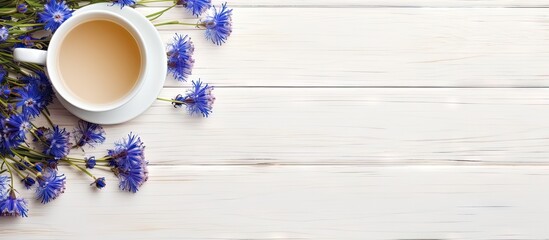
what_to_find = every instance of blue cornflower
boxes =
[91,177,106,189]
[173,80,215,117]
[37,0,73,32]
[46,159,58,169]
[5,113,31,141]
[73,120,105,148]
[85,156,96,169]
[13,85,42,118]
[42,126,71,160]
[0,85,10,100]
[167,34,195,81]
[112,0,136,8]
[108,133,148,192]
[0,190,28,217]
[20,71,54,108]
[34,163,44,172]
[17,4,28,13]
[13,35,34,48]
[177,0,211,16]
[35,169,66,204]
[117,168,148,193]
[108,133,146,170]
[32,127,47,142]
[14,162,26,170]
[0,65,6,83]
[0,118,26,155]
[0,176,8,199]
[22,177,36,189]
[0,26,7,43]
[201,3,233,45]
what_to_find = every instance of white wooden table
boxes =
[4,0,549,238]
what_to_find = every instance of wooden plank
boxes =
[2,165,549,239]
[142,8,549,87]
[43,88,549,166]
[154,0,549,8]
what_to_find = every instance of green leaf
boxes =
[25,0,43,8]
[0,8,16,14]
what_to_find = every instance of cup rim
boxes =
[47,10,147,113]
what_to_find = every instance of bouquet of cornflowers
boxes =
[0,0,231,217]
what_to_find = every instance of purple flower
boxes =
[167,34,194,82]
[108,133,148,193]
[85,156,96,169]
[0,26,8,43]
[5,113,31,141]
[22,177,36,189]
[0,86,10,100]
[0,176,8,199]
[35,169,66,204]
[37,0,73,32]
[117,168,148,193]
[34,163,44,172]
[173,80,215,117]
[0,190,28,217]
[177,0,211,16]
[92,177,106,189]
[74,120,106,148]
[0,118,27,155]
[13,35,34,48]
[20,71,54,109]
[15,161,26,170]
[13,72,53,119]
[41,126,71,160]
[112,0,136,8]
[0,65,6,83]
[13,86,42,117]
[201,3,233,45]
[17,4,28,13]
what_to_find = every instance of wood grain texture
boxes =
[170,0,549,8]
[146,7,549,87]
[5,1,549,239]
[2,165,549,239]
[40,88,549,166]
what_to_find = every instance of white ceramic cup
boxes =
[13,10,147,112]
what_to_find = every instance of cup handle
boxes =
[13,48,47,65]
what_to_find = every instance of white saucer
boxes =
[56,3,167,124]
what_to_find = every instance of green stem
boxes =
[16,146,48,158]
[7,79,25,87]
[157,97,185,104]
[91,165,112,170]
[0,51,13,57]
[12,151,29,162]
[19,62,44,74]
[8,23,43,28]
[154,20,202,27]
[64,156,109,162]
[65,160,96,179]
[0,8,16,14]
[1,158,14,187]
[41,110,54,128]
[3,159,25,179]
[63,157,86,162]
[6,39,49,43]
[29,130,46,145]
[146,3,176,21]
[8,156,38,176]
